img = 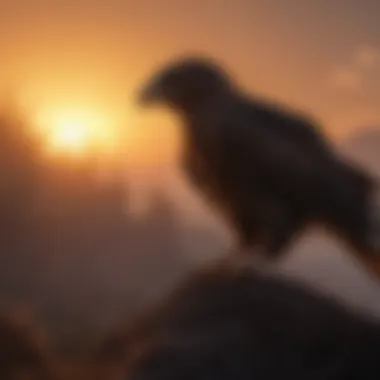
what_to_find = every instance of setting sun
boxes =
[49,116,91,153]
[33,105,118,157]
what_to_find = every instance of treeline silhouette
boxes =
[0,106,190,353]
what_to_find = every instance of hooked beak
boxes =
[137,76,164,106]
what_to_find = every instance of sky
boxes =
[0,0,380,160]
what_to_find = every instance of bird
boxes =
[136,56,380,272]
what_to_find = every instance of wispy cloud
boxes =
[330,66,362,91]
[329,45,380,92]
[353,45,380,69]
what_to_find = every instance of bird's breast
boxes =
[182,145,216,195]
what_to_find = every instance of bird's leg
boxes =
[215,244,248,273]
[366,185,380,255]
[228,236,255,261]
[219,243,272,273]
[216,227,263,272]
[262,209,302,260]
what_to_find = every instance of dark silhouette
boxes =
[96,259,380,380]
[137,56,380,274]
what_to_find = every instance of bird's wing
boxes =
[218,99,335,202]
[247,96,332,155]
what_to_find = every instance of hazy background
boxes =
[0,0,379,354]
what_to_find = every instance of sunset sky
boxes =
[0,0,380,162]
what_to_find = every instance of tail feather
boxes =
[350,181,380,281]
[368,182,380,253]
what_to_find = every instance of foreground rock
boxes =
[92,259,380,380]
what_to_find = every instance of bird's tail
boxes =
[353,180,380,281]
[336,175,380,281]
[367,181,380,254]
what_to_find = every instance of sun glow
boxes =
[49,116,91,152]
[34,106,117,156]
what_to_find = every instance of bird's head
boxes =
[137,56,232,113]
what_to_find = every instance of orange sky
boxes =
[0,1,380,165]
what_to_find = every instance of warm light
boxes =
[33,106,117,156]
[49,117,90,152]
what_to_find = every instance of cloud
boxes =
[353,45,380,69]
[329,45,380,92]
[329,65,362,91]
